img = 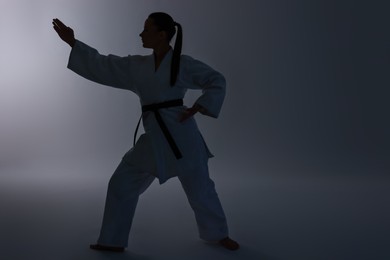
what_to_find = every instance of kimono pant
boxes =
[96,158,229,247]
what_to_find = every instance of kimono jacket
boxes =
[67,40,226,184]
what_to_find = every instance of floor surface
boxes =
[0,159,389,260]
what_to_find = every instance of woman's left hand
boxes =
[179,103,207,122]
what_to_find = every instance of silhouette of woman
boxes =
[53,12,239,251]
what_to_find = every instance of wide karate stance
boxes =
[53,12,239,251]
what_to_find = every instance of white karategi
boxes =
[67,40,229,247]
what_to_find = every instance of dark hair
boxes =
[148,12,182,86]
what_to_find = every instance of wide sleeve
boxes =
[67,40,134,91]
[181,56,226,118]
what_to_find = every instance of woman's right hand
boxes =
[52,18,76,47]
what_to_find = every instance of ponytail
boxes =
[148,12,183,87]
[171,22,182,86]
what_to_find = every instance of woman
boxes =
[52,12,239,252]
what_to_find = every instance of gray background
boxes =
[0,0,389,259]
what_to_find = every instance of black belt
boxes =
[133,99,183,159]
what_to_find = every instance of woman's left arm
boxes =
[181,56,226,120]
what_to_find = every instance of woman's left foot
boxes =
[219,237,240,251]
[90,244,125,252]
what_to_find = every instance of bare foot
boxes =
[90,244,125,252]
[219,237,240,251]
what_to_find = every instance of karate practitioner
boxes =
[52,12,239,251]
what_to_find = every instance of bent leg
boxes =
[178,163,229,241]
[97,159,155,247]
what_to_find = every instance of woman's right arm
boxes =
[67,40,132,90]
[53,18,133,91]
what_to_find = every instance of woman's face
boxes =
[139,18,166,49]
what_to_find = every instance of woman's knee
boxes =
[107,173,130,198]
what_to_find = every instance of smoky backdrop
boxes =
[1,0,389,180]
[1,0,389,179]
[1,1,390,259]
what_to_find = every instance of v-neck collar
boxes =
[153,49,173,73]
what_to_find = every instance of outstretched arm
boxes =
[52,18,76,47]
[52,18,134,91]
